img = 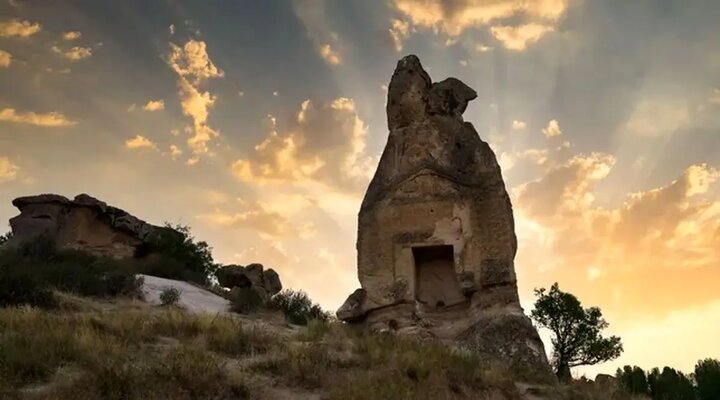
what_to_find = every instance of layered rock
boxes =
[216,263,283,301]
[337,55,553,383]
[6,193,180,259]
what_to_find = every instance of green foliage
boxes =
[0,237,143,308]
[531,282,623,381]
[268,289,331,325]
[695,359,720,400]
[617,365,649,395]
[229,287,265,314]
[159,287,181,306]
[136,223,218,285]
[648,367,695,400]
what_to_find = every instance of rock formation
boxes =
[5,193,180,259]
[337,55,553,383]
[216,263,283,301]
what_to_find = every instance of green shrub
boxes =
[137,224,219,285]
[0,239,143,307]
[269,289,331,325]
[159,287,181,306]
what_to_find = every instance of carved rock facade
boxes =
[338,55,553,383]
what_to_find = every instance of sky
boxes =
[1,0,719,378]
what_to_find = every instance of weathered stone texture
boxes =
[216,263,283,300]
[338,55,553,383]
[6,193,178,259]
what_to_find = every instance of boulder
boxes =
[216,263,283,298]
[6,193,180,259]
[337,55,554,384]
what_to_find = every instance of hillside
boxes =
[0,291,635,400]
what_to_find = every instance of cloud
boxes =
[197,199,299,239]
[62,31,81,40]
[231,97,374,192]
[124,134,158,150]
[389,18,412,52]
[52,45,92,61]
[391,0,568,49]
[512,119,527,130]
[319,43,341,65]
[0,19,41,37]
[514,153,720,322]
[0,156,19,183]
[490,23,554,50]
[0,108,76,127]
[542,119,562,137]
[169,144,182,160]
[167,40,224,155]
[516,148,550,166]
[0,49,11,68]
[142,99,165,112]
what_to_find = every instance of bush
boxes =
[268,289,331,325]
[0,238,143,308]
[136,223,219,285]
[159,287,181,306]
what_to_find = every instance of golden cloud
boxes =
[0,157,19,183]
[231,97,374,192]
[168,40,224,155]
[197,200,299,239]
[62,31,81,41]
[542,119,562,137]
[0,108,76,127]
[169,144,182,160]
[389,18,412,52]
[392,0,568,50]
[0,19,41,37]
[319,43,342,65]
[124,134,157,150]
[490,23,554,50]
[514,154,720,322]
[0,49,11,68]
[512,119,527,130]
[52,45,92,61]
[142,99,165,112]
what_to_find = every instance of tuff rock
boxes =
[6,193,180,259]
[216,263,283,299]
[338,55,554,384]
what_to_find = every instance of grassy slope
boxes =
[0,294,640,400]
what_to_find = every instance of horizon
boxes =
[1,0,719,379]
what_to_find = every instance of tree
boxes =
[695,359,720,400]
[648,367,695,400]
[617,365,649,395]
[531,282,623,381]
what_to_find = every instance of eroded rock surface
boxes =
[6,193,179,259]
[216,263,283,300]
[338,55,553,383]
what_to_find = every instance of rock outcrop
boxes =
[216,263,283,301]
[6,193,180,259]
[338,55,554,383]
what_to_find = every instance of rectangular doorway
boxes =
[413,245,465,309]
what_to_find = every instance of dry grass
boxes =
[0,305,277,399]
[0,298,630,400]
